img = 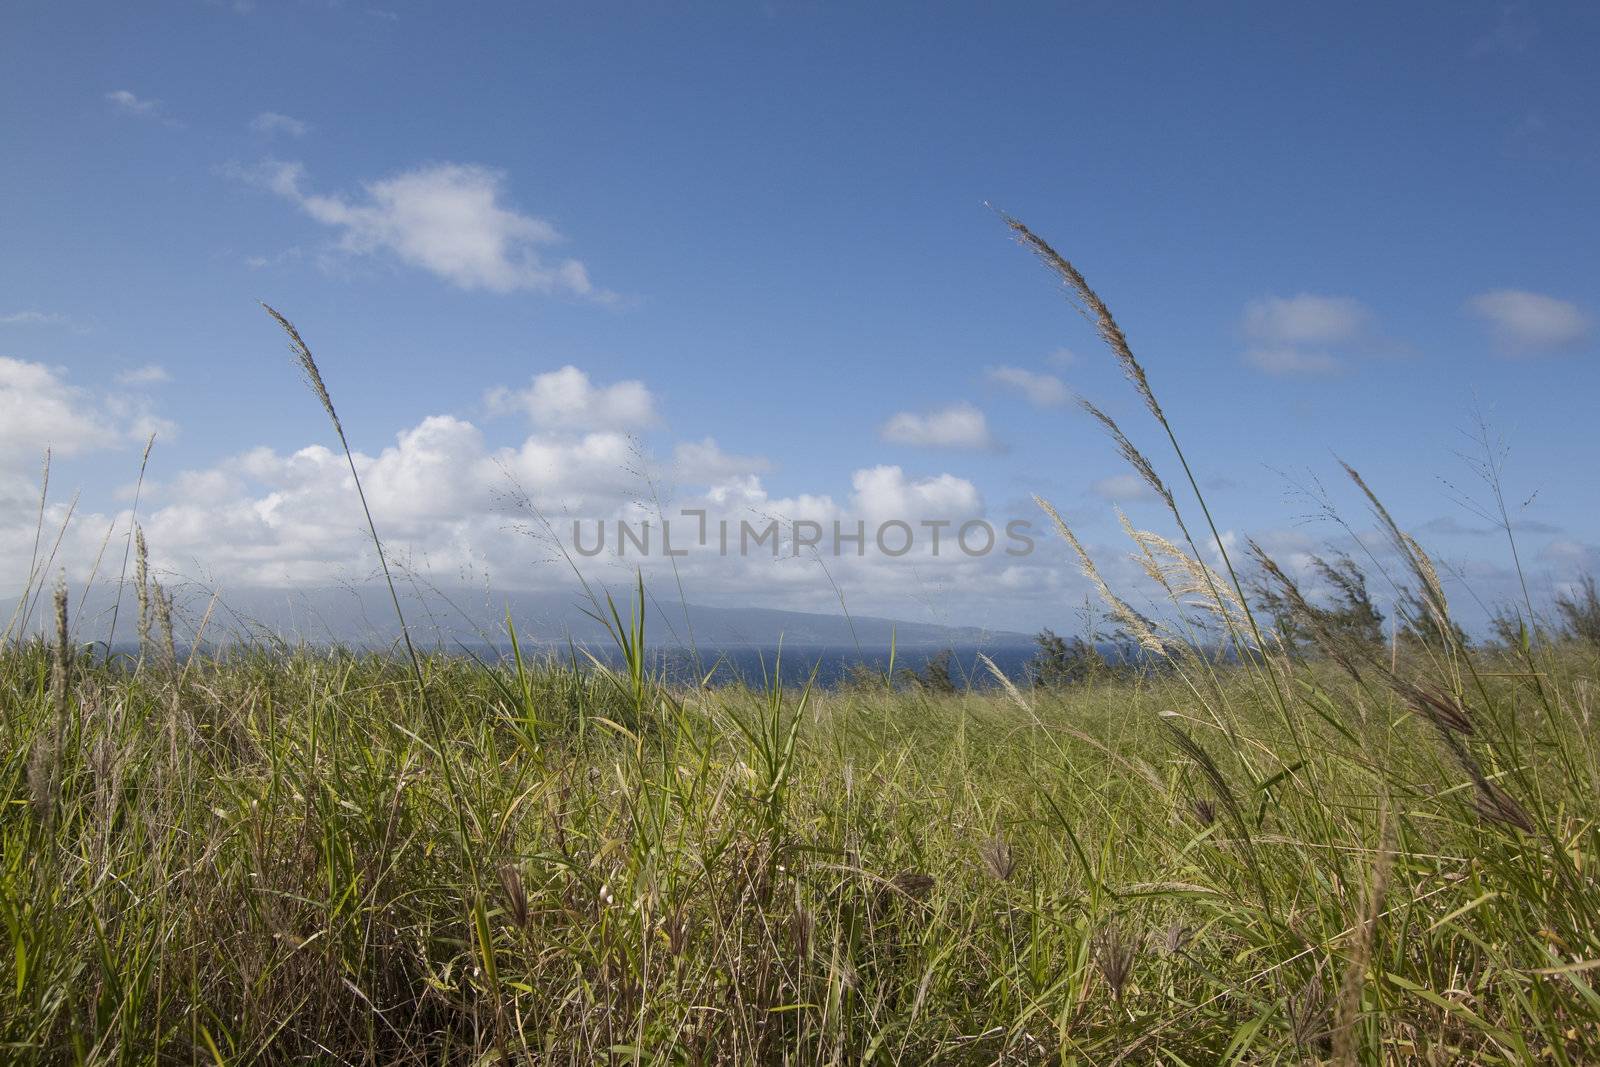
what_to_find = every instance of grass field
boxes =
[3,612,1599,1064]
[5,221,1599,1064]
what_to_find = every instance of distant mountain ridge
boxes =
[6,583,1033,650]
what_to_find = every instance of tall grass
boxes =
[1,225,1597,1063]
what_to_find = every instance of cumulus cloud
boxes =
[485,366,656,430]
[1468,289,1592,354]
[1243,347,1344,377]
[250,111,310,137]
[105,90,177,125]
[1047,347,1079,367]
[1090,473,1152,502]
[1244,294,1370,346]
[880,403,996,450]
[70,408,1031,616]
[0,357,1089,630]
[0,311,66,326]
[239,160,604,297]
[116,364,171,386]
[1240,294,1375,376]
[1540,539,1596,569]
[987,366,1071,407]
[850,465,982,522]
[0,357,128,461]
[672,438,770,482]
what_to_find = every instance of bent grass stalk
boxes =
[260,306,482,868]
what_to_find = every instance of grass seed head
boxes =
[1093,923,1139,1001]
[497,864,529,929]
[978,835,1016,882]
[1159,920,1191,957]
[887,870,935,902]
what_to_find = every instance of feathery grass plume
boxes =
[1188,797,1217,827]
[1004,215,1162,422]
[1473,780,1536,834]
[1122,515,1253,640]
[1158,920,1192,957]
[665,907,692,958]
[787,904,813,959]
[1401,532,1450,619]
[134,524,150,661]
[1035,495,1168,655]
[264,304,342,434]
[1006,217,1278,669]
[26,723,54,824]
[978,651,1034,714]
[1288,973,1330,1054]
[497,864,529,929]
[52,580,70,703]
[154,581,177,670]
[13,457,83,643]
[1403,685,1475,735]
[1120,507,1175,595]
[1093,923,1139,1001]
[977,835,1016,882]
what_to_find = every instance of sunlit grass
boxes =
[3,625,1598,1063]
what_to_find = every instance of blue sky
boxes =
[2,1,1597,637]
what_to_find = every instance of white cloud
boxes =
[0,311,65,326]
[106,417,999,594]
[1243,347,1344,377]
[1047,347,1079,368]
[0,357,131,461]
[105,90,177,125]
[497,430,649,510]
[850,465,982,522]
[250,111,310,137]
[1468,289,1592,354]
[486,365,656,430]
[1090,473,1152,502]
[242,160,603,297]
[1,407,1086,633]
[881,403,996,450]
[987,366,1071,407]
[1244,294,1370,346]
[1540,539,1596,569]
[672,438,771,483]
[1240,294,1373,377]
[116,364,171,386]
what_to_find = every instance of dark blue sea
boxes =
[528,642,1047,689]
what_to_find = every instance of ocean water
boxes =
[541,642,1047,689]
[108,641,1066,690]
